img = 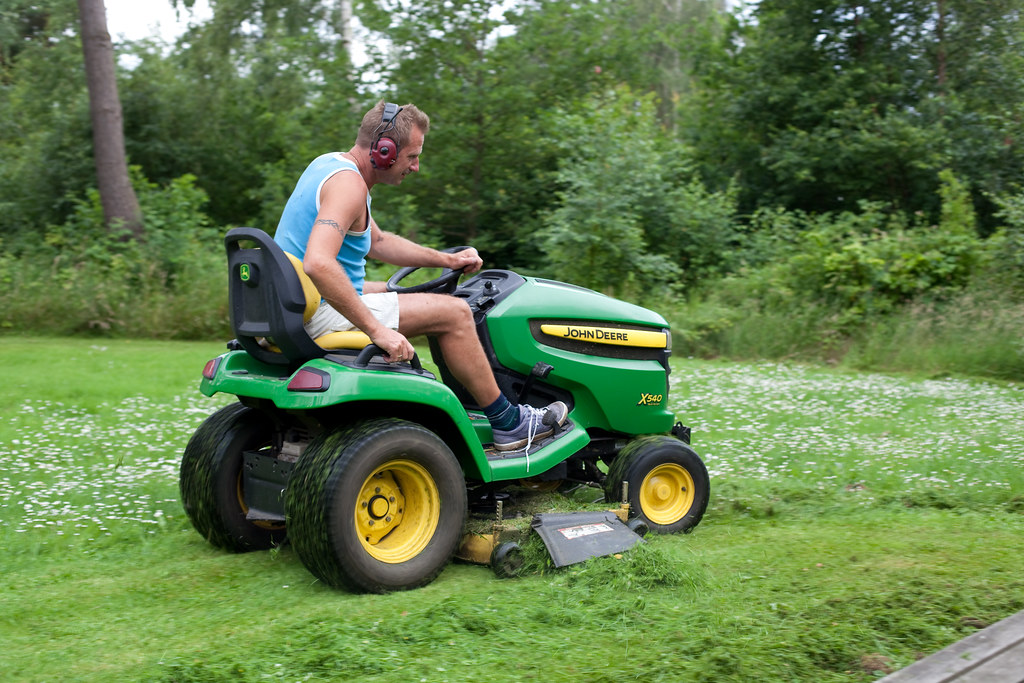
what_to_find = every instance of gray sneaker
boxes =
[492,401,568,452]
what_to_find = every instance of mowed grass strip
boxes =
[1,338,1022,682]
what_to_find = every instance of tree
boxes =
[0,1,49,74]
[0,1,96,237]
[542,88,737,296]
[128,0,358,227]
[356,0,552,255]
[353,0,728,267]
[77,0,142,238]
[689,0,1024,231]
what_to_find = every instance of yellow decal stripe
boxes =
[540,324,668,349]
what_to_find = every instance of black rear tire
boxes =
[286,418,467,593]
[179,403,286,551]
[605,435,709,534]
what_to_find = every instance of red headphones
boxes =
[369,102,403,169]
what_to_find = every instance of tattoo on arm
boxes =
[314,218,343,235]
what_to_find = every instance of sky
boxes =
[101,0,374,70]
[103,0,212,43]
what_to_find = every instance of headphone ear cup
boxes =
[370,136,399,169]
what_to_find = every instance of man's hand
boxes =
[371,327,417,364]
[447,247,483,274]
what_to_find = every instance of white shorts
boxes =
[304,292,400,339]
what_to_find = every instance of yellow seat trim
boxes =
[262,253,373,352]
[263,330,372,354]
[285,252,321,324]
[314,330,373,350]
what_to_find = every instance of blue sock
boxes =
[484,394,519,431]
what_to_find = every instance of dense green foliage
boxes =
[1,0,1022,377]
[0,169,224,336]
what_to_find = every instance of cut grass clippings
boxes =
[1,337,1023,682]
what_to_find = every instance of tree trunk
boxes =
[935,0,948,94]
[339,0,354,63]
[77,0,143,239]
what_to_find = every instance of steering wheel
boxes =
[386,246,473,294]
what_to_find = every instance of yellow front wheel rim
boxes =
[639,463,696,526]
[355,460,440,563]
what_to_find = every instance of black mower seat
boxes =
[225,227,371,366]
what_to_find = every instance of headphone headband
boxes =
[382,102,401,125]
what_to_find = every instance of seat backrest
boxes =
[225,227,327,366]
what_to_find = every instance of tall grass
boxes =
[3,171,1023,381]
[668,287,1024,381]
[0,253,228,338]
[844,292,1024,380]
[2,339,1023,682]
[0,172,230,339]
[662,186,1024,380]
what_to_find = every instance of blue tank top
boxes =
[274,153,373,294]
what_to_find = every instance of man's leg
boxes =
[395,293,500,406]
[397,293,567,451]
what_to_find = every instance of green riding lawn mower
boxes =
[180,227,710,593]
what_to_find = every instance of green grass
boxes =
[2,338,1023,682]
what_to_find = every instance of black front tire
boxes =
[491,542,524,579]
[179,403,286,551]
[605,435,710,534]
[286,418,468,593]
[626,517,650,537]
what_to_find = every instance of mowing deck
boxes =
[879,609,1024,682]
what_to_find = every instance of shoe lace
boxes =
[507,405,544,471]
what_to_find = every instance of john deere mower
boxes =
[180,227,709,592]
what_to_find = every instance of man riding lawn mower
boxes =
[179,100,708,593]
[179,227,710,592]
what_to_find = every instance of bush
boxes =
[539,88,738,300]
[0,170,229,339]
[671,171,1024,376]
[980,189,1024,297]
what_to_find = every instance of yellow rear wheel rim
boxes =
[639,463,695,526]
[355,459,440,563]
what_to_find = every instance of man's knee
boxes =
[430,295,474,333]
[444,296,473,324]
[399,293,474,335]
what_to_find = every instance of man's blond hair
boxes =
[356,100,430,149]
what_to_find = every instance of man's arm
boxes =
[303,173,415,362]
[367,220,483,274]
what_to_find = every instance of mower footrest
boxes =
[485,419,575,460]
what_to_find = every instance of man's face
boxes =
[388,126,423,185]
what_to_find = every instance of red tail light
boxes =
[288,368,331,392]
[202,358,221,380]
